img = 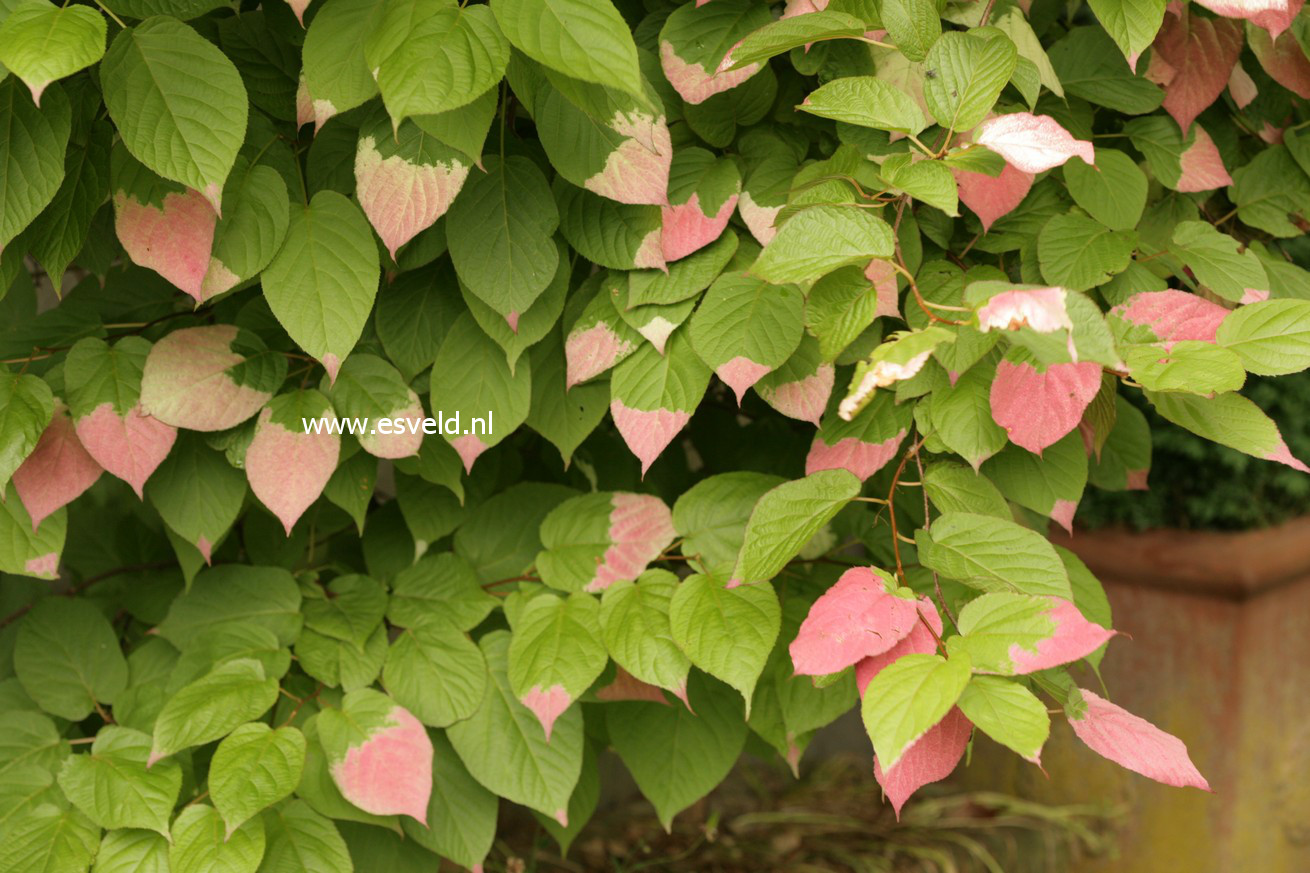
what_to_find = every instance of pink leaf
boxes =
[1112,289,1229,349]
[856,598,942,695]
[1229,62,1259,108]
[737,192,782,245]
[781,0,829,15]
[953,163,1034,232]
[138,326,276,431]
[1252,0,1304,39]
[113,187,217,304]
[1070,689,1210,790]
[565,322,636,389]
[1250,25,1310,98]
[717,356,773,406]
[585,493,677,593]
[1266,438,1310,473]
[660,39,761,105]
[1176,125,1233,192]
[1050,499,1078,534]
[355,135,470,260]
[610,401,692,477]
[521,684,572,742]
[450,433,489,474]
[873,708,971,819]
[973,114,1095,174]
[661,193,738,262]
[805,429,906,481]
[976,287,1073,334]
[285,0,311,25]
[1154,9,1244,132]
[1007,598,1115,674]
[584,111,672,206]
[74,402,177,499]
[331,705,434,822]
[864,259,902,319]
[990,360,1103,454]
[790,567,920,675]
[12,402,102,531]
[245,408,340,535]
[756,364,834,426]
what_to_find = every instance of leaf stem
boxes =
[93,0,126,29]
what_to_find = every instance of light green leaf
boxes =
[92,829,171,873]
[383,615,487,728]
[302,0,385,122]
[0,371,52,493]
[15,598,127,721]
[0,711,71,780]
[753,205,895,285]
[101,17,246,210]
[799,76,926,135]
[0,805,100,873]
[861,652,971,770]
[731,469,860,586]
[957,675,1049,763]
[259,800,354,873]
[0,76,70,252]
[57,727,181,836]
[673,471,784,574]
[508,592,608,732]
[1168,221,1269,303]
[150,659,279,764]
[915,512,1073,598]
[401,731,496,870]
[170,804,265,873]
[600,570,692,701]
[1217,299,1310,376]
[1123,341,1245,395]
[1148,389,1308,468]
[157,565,302,649]
[302,574,387,649]
[923,30,1017,133]
[0,1,104,104]
[262,190,380,380]
[492,0,643,97]
[688,273,804,400]
[1088,0,1165,66]
[1063,150,1147,231]
[210,724,306,837]
[922,461,1010,518]
[1038,212,1136,291]
[981,433,1087,529]
[880,0,939,61]
[668,573,780,715]
[727,10,868,70]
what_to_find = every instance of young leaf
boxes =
[789,566,920,675]
[669,573,779,715]
[1216,300,1310,376]
[600,569,693,705]
[492,0,644,98]
[383,615,487,728]
[873,706,971,819]
[0,1,105,107]
[957,676,1049,763]
[974,112,1095,174]
[752,205,895,284]
[799,76,927,135]
[149,660,279,765]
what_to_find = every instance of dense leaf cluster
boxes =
[1,0,1308,867]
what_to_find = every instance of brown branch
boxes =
[0,561,174,629]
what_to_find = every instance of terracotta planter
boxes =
[960,518,1310,873]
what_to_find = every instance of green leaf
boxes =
[731,469,860,586]
[953,591,1056,672]
[1088,0,1165,66]
[923,30,1017,133]
[525,328,610,466]
[555,180,663,270]
[260,800,354,873]
[57,726,181,836]
[1168,221,1269,303]
[600,570,692,701]
[144,432,247,560]
[1063,150,1147,232]
[101,17,247,210]
[1047,26,1162,115]
[1229,145,1310,238]
[0,1,105,104]
[91,830,171,873]
[157,564,302,649]
[0,482,66,579]
[401,731,497,870]
[881,153,959,216]
[150,659,280,764]
[387,552,498,631]
[508,592,608,734]
[0,806,100,873]
[365,1,507,126]
[981,433,1087,530]
[1148,390,1309,469]
[956,675,1049,763]
[610,328,713,474]
[1123,341,1245,395]
[170,804,266,873]
[302,0,385,124]
[262,190,380,380]
[26,119,111,287]
[302,574,387,649]
[727,10,869,70]
[374,264,462,381]
[383,615,487,728]
[1217,300,1310,376]
[15,598,127,721]
[915,512,1073,598]
[880,0,940,61]
[606,672,748,829]
[626,231,739,308]
[752,206,895,285]
[205,160,290,299]
[210,724,306,837]
[0,711,70,780]
[673,471,784,574]
[0,371,53,494]
[861,651,971,770]
[668,573,780,715]
[799,76,926,135]
[448,155,560,319]
[922,461,1010,518]
[492,0,643,98]
[688,274,804,402]
[461,238,569,373]
[446,631,584,822]
[1038,212,1136,291]
[0,77,70,252]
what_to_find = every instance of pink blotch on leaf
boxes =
[1250,26,1310,98]
[856,597,942,695]
[635,316,679,354]
[1126,468,1150,490]
[789,567,919,676]
[322,353,342,386]
[246,410,340,535]
[24,553,59,579]
[1176,126,1232,192]
[585,493,677,593]
[1229,63,1259,108]
[864,259,902,319]
[114,188,217,304]
[976,287,1072,334]
[356,136,470,260]
[585,112,672,206]
[1258,122,1286,145]
[1050,499,1078,534]
[611,401,692,476]
[953,163,1034,232]
[331,706,435,822]
[738,192,782,245]
[717,356,772,405]
[1154,10,1243,132]
[805,429,906,481]
[756,364,834,426]
[74,402,177,499]
[359,393,425,459]
[506,311,520,334]
[1241,288,1271,304]
[450,433,489,474]
[972,113,1095,173]
[12,404,102,531]
[1070,689,1210,790]
[1266,438,1310,473]
[521,684,572,742]
[138,325,275,431]
[659,40,761,105]
[296,75,314,130]
[781,0,828,15]
[990,360,1103,454]
[1007,598,1115,674]
[566,321,635,389]
[633,228,667,270]
[873,707,971,819]
[660,193,738,262]
[196,536,214,565]
[595,667,672,704]
[1113,289,1228,349]
[1252,0,1304,39]
[285,0,311,25]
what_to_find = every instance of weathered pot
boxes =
[961,518,1310,873]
